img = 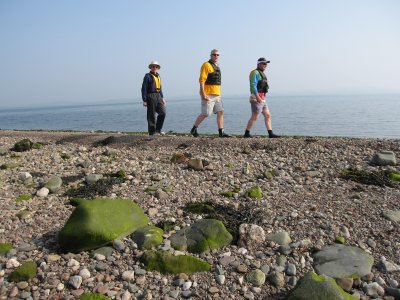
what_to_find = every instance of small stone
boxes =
[286,263,296,276]
[267,271,285,288]
[336,277,354,292]
[246,269,266,286]
[113,239,125,251]
[6,258,20,268]
[182,281,192,291]
[36,187,49,197]
[361,272,374,281]
[237,264,248,273]
[46,254,61,263]
[261,264,270,274]
[389,278,398,288]
[121,270,135,282]
[367,238,376,248]
[79,268,91,280]
[216,274,225,285]
[208,286,219,294]
[363,282,385,297]
[56,283,64,291]
[17,281,29,289]
[69,275,82,289]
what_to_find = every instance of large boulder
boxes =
[59,198,148,252]
[132,225,164,249]
[383,210,400,222]
[170,219,232,254]
[313,244,373,279]
[285,272,356,300]
[142,250,211,274]
[370,151,396,166]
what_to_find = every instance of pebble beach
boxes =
[0,130,399,300]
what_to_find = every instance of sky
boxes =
[0,0,399,108]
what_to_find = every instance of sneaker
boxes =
[219,132,231,138]
[190,127,199,137]
[155,131,165,136]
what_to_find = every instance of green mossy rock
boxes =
[12,139,33,152]
[44,175,62,193]
[170,219,233,254]
[59,198,148,252]
[144,186,158,192]
[335,236,345,244]
[132,225,164,249]
[186,203,215,214]
[284,272,356,300]
[142,250,211,274]
[389,172,400,182]
[16,194,32,202]
[78,293,111,300]
[0,163,18,170]
[245,186,262,199]
[0,243,13,256]
[8,260,37,282]
[31,143,43,149]
[220,191,234,197]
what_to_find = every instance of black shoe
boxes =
[244,132,252,138]
[269,133,280,138]
[219,132,231,138]
[190,127,199,137]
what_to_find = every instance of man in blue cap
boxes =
[244,57,279,138]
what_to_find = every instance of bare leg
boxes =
[217,111,224,129]
[194,114,207,127]
[246,111,260,131]
[262,108,272,130]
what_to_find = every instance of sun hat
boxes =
[148,60,161,69]
[257,57,270,64]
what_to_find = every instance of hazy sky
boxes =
[1,0,399,107]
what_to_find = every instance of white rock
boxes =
[216,275,226,285]
[69,275,82,289]
[238,247,248,255]
[121,290,132,300]
[122,270,135,282]
[67,258,79,267]
[363,282,384,297]
[56,283,64,291]
[18,172,32,181]
[79,268,91,280]
[94,253,106,261]
[182,281,192,291]
[36,187,49,197]
[6,258,20,269]
[237,224,266,250]
[389,278,398,288]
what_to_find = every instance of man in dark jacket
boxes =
[141,60,166,136]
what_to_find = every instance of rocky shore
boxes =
[0,130,399,300]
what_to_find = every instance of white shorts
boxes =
[201,95,224,116]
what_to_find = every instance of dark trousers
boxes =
[146,93,166,135]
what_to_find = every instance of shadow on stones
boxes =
[340,168,397,188]
[184,202,267,245]
[61,175,82,186]
[33,230,60,252]
[64,177,125,199]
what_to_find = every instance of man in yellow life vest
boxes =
[141,60,166,136]
[190,49,231,137]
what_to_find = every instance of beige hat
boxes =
[148,60,161,69]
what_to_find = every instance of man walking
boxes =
[141,60,166,136]
[244,57,279,138]
[190,49,230,137]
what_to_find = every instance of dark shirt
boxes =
[141,72,163,101]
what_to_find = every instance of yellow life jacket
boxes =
[150,73,161,92]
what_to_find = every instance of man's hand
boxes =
[256,95,265,103]
[143,101,147,107]
[162,98,166,105]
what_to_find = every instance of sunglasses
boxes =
[150,65,160,69]
[211,53,220,56]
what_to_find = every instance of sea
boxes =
[1,94,399,139]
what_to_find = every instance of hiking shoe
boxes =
[190,127,199,137]
[244,132,252,138]
[219,132,231,138]
[269,133,280,138]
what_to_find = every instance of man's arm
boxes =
[199,63,210,100]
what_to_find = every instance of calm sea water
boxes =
[1,94,399,138]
